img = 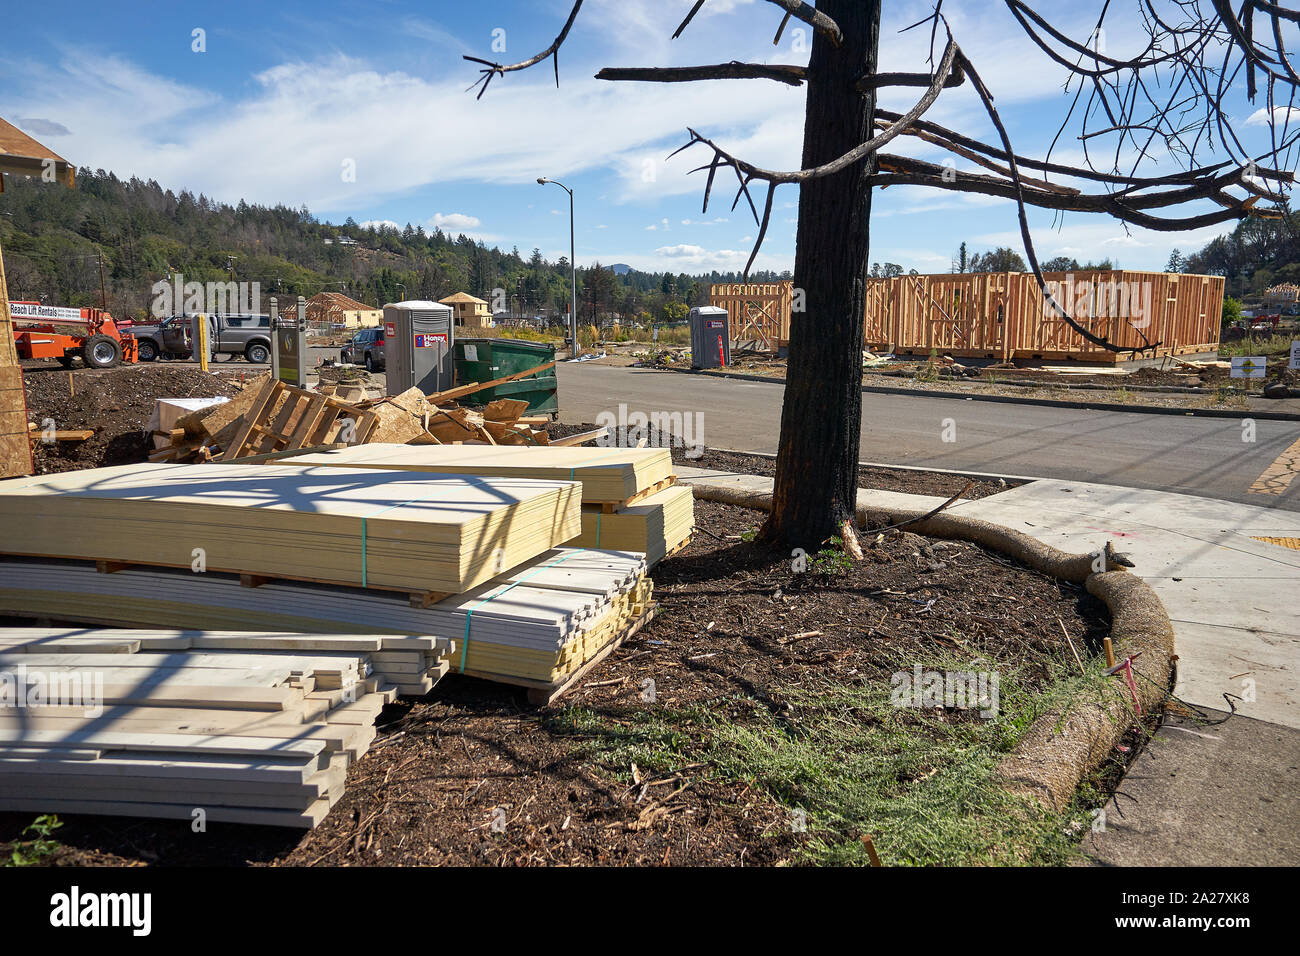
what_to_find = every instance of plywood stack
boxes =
[0,627,454,827]
[0,549,654,704]
[573,484,695,565]
[0,461,582,596]
[288,444,693,565]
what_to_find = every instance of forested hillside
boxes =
[0,168,790,322]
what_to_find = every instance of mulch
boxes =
[0,499,1108,867]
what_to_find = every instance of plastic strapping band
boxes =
[460,550,582,673]
[359,484,456,587]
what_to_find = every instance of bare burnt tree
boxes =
[466,0,1299,549]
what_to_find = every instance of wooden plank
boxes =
[427,360,556,404]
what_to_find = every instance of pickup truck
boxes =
[128,315,189,362]
[136,314,273,363]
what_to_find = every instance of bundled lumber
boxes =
[0,628,454,698]
[573,484,695,566]
[0,461,582,595]
[0,626,449,827]
[0,548,655,701]
[289,443,676,505]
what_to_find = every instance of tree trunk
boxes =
[760,0,880,549]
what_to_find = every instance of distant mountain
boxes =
[609,263,632,275]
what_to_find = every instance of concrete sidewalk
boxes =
[677,466,1300,864]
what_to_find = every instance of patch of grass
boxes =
[1219,333,1295,358]
[4,815,63,867]
[550,653,1121,866]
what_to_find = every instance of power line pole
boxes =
[96,248,107,310]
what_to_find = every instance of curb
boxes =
[669,366,1300,423]
[702,447,1043,485]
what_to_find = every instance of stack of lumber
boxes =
[573,484,695,565]
[288,444,693,565]
[0,461,582,595]
[0,549,655,702]
[0,627,454,827]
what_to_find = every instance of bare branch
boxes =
[597,62,807,86]
[764,0,843,47]
[463,0,585,98]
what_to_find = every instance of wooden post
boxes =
[197,313,210,372]
[0,239,35,478]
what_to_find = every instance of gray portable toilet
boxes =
[383,300,455,395]
[689,306,730,369]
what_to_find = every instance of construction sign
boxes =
[1290,340,1300,370]
[1231,355,1267,379]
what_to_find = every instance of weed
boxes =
[810,536,853,575]
[4,815,63,867]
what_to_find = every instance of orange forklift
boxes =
[9,300,138,368]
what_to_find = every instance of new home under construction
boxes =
[710,269,1225,362]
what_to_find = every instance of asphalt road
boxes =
[554,362,1300,511]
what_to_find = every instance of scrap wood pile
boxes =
[148,360,589,464]
[0,627,453,828]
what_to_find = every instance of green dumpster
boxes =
[453,337,558,415]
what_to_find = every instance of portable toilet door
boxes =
[689,306,730,369]
[383,301,455,395]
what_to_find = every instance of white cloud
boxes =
[429,212,481,231]
[1245,106,1300,127]
[358,219,400,231]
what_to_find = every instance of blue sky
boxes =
[1,0,1288,273]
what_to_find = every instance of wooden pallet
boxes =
[221,379,379,460]
[597,475,679,513]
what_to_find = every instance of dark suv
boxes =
[340,328,386,371]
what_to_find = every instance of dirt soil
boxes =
[0,498,1110,867]
[547,422,1017,500]
[21,363,243,474]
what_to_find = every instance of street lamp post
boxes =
[537,177,578,359]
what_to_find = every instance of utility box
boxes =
[270,296,307,387]
[383,300,455,395]
[689,306,730,369]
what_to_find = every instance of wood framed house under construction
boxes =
[711,269,1224,364]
